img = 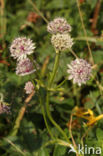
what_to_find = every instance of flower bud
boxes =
[51,33,73,52]
[24,81,34,94]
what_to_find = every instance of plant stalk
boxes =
[10,91,35,136]
[39,95,54,139]
[46,52,71,143]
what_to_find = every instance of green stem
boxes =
[29,55,41,79]
[4,138,25,156]
[55,79,67,89]
[46,52,71,143]
[96,102,102,115]
[46,91,70,143]
[28,0,48,24]
[48,52,60,88]
[69,48,78,59]
[39,95,54,139]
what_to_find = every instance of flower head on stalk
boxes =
[67,59,92,86]
[0,103,11,114]
[10,37,36,60]
[47,17,71,34]
[16,58,36,76]
[51,33,73,52]
[24,81,34,94]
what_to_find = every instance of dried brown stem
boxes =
[69,115,78,156]
[28,0,48,24]
[11,91,35,136]
[41,55,50,77]
[91,0,101,35]
[0,0,6,39]
[76,0,94,65]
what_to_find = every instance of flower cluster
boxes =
[0,103,11,114]
[10,37,36,76]
[10,37,36,94]
[24,81,34,94]
[47,17,71,34]
[47,17,73,52]
[67,59,92,86]
[16,58,36,76]
[10,37,35,61]
[9,16,93,102]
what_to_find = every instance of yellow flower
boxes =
[87,114,103,126]
[73,106,103,126]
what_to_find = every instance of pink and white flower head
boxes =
[67,59,92,86]
[16,58,36,76]
[10,37,36,60]
[51,33,73,52]
[47,17,71,34]
[0,103,11,114]
[24,81,34,94]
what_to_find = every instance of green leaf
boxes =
[93,50,103,64]
[53,144,67,156]
[96,128,103,140]
[38,148,49,156]
[45,0,65,9]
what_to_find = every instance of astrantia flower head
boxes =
[10,37,36,60]
[24,81,34,94]
[0,103,11,114]
[16,58,36,76]
[47,17,71,34]
[67,59,92,86]
[51,33,73,52]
